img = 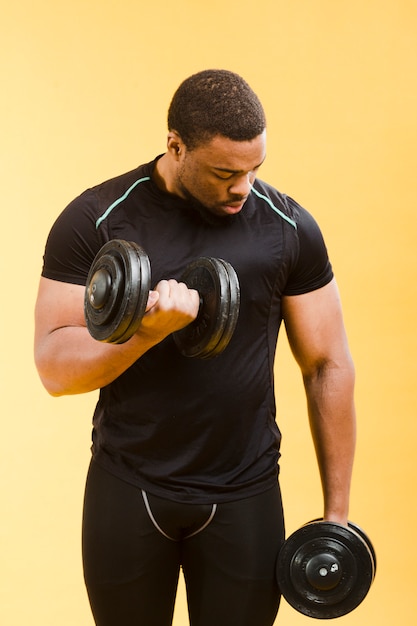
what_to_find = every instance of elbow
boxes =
[34,351,69,397]
[38,375,92,397]
[303,354,356,389]
[38,372,79,397]
[44,382,67,398]
[34,351,98,397]
[36,368,68,397]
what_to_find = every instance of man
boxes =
[34,69,356,626]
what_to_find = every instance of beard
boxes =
[177,181,238,228]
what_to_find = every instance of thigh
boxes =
[181,485,285,626]
[82,460,181,626]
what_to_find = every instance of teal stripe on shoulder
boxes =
[251,187,297,229]
[95,176,151,229]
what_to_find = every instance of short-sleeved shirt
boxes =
[42,157,333,503]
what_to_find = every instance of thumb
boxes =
[145,289,160,312]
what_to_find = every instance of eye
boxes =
[214,171,234,180]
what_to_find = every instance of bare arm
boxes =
[282,278,356,525]
[34,277,200,396]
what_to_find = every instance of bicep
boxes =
[282,278,352,376]
[34,277,86,344]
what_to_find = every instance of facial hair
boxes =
[177,180,237,228]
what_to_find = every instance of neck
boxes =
[153,153,180,197]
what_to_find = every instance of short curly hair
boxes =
[167,69,266,150]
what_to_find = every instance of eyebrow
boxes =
[212,158,266,175]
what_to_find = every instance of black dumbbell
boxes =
[276,518,376,619]
[84,239,240,359]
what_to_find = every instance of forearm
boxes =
[303,358,356,525]
[34,277,199,397]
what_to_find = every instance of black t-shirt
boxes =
[42,157,333,503]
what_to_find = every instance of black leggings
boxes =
[82,460,285,626]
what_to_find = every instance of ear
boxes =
[167,131,185,160]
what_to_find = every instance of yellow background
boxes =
[1,1,416,624]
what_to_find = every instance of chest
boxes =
[104,192,294,298]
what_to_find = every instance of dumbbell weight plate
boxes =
[173,257,240,359]
[276,520,376,619]
[210,259,241,357]
[347,521,377,575]
[308,518,377,581]
[114,242,151,344]
[84,239,151,344]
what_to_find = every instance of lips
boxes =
[223,197,248,210]
[218,203,243,215]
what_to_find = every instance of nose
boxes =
[228,172,254,198]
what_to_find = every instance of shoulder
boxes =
[91,160,154,208]
[251,181,323,235]
[251,180,298,229]
[41,160,155,285]
[283,198,334,295]
[252,181,333,295]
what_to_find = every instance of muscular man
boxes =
[34,69,356,626]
